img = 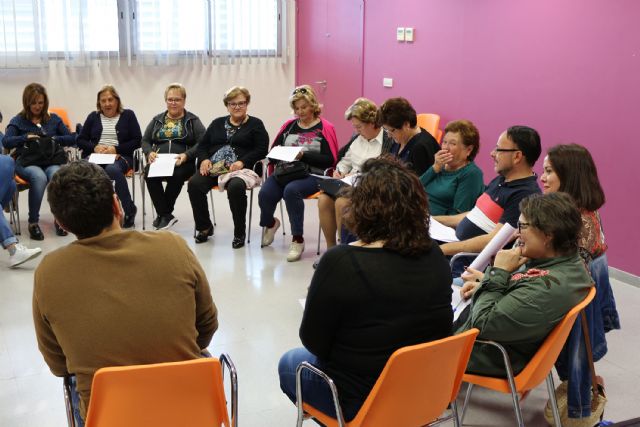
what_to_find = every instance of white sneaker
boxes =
[9,244,42,268]
[261,217,280,247]
[287,241,305,262]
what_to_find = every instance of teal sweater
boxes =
[457,253,592,377]
[420,162,484,215]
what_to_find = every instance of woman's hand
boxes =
[295,150,304,160]
[461,280,482,300]
[229,160,244,172]
[175,153,187,166]
[104,146,116,155]
[94,145,106,153]
[433,149,454,173]
[148,151,158,163]
[332,170,344,179]
[493,247,529,273]
[461,266,484,283]
[200,159,212,176]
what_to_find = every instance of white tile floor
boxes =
[1,183,638,426]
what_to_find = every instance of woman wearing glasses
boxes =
[187,86,269,247]
[259,85,338,262]
[77,85,142,228]
[540,144,619,424]
[456,193,592,377]
[377,97,440,176]
[141,83,206,230]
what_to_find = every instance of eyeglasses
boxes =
[517,221,530,233]
[493,147,520,153]
[292,87,308,95]
[166,98,184,104]
[383,127,397,135]
[228,101,248,109]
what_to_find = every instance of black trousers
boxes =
[188,173,247,237]
[145,162,195,217]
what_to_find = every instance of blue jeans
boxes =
[14,163,61,224]
[68,376,86,427]
[1,155,18,248]
[278,347,339,419]
[555,254,621,418]
[259,175,319,236]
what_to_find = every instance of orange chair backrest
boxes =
[350,328,479,426]
[416,113,440,140]
[49,107,72,130]
[514,286,596,392]
[85,358,231,427]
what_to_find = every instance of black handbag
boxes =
[18,136,67,167]
[273,161,310,186]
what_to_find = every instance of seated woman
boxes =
[377,97,440,176]
[1,154,42,268]
[3,83,75,240]
[278,157,452,421]
[541,144,620,422]
[142,83,206,230]
[318,98,392,248]
[187,86,268,247]
[77,85,141,228]
[456,192,593,377]
[420,119,484,215]
[259,85,338,262]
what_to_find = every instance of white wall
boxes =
[0,1,295,139]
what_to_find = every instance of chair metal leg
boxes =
[503,364,525,427]
[63,377,77,427]
[451,399,461,427]
[210,190,217,226]
[545,373,562,427]
[279,201,286,235]
[460,383,473,425]
[247,189,253,244]
[141,173,147,230]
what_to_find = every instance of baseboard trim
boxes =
[610,267,640,288]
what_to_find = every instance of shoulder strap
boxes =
[580,309,601,403]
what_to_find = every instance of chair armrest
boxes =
[470,339,518,381]
[219,353,238,427]
[254,157,269,180]
[296,362,346,426]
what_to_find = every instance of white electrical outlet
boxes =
[396,27,405,42]
[405,27,414,42]
[383,78,393,88]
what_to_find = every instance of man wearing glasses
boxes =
[434,125,541,275]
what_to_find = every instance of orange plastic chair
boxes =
[49,107,72,130]
[73,355,237,427]
[460,286,596,427]
[295,328,480,427]
[416,113,441,141]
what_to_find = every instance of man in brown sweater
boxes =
[32,161,218,425]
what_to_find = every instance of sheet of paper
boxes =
[468,223,517,272]
[451,284,471,322]
[429,216,459,242]
[267,146,302,162]
[341,174,358,186]
[88,153,117,164]
[147,154,178,178]
[311,174,332,180]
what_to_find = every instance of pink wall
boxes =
[361,0,640,275]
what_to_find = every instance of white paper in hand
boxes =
[147,154,178,178]
[88,153,117,164]
[267,146,302,162]
[429,216,459,242]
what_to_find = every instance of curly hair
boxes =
[344,98,378,124]
[546,144,605,211]
[444,119,480,161]
[342,156,432,256]
[96,85,124,115]
[20,82,50,122]
[376,97,417,129]
[289,84,322,118]
[47,161,116,239]
[223,86,251,106]
[519,192,581,256]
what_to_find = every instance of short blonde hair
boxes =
[223,86,251,106]
[164,83,186,100]
[289,85,321,118]
[96,85,124,114]
[345,98,378,124]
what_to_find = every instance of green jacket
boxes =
[457,253,592,377]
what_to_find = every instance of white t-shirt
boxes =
[336,128,384,174]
